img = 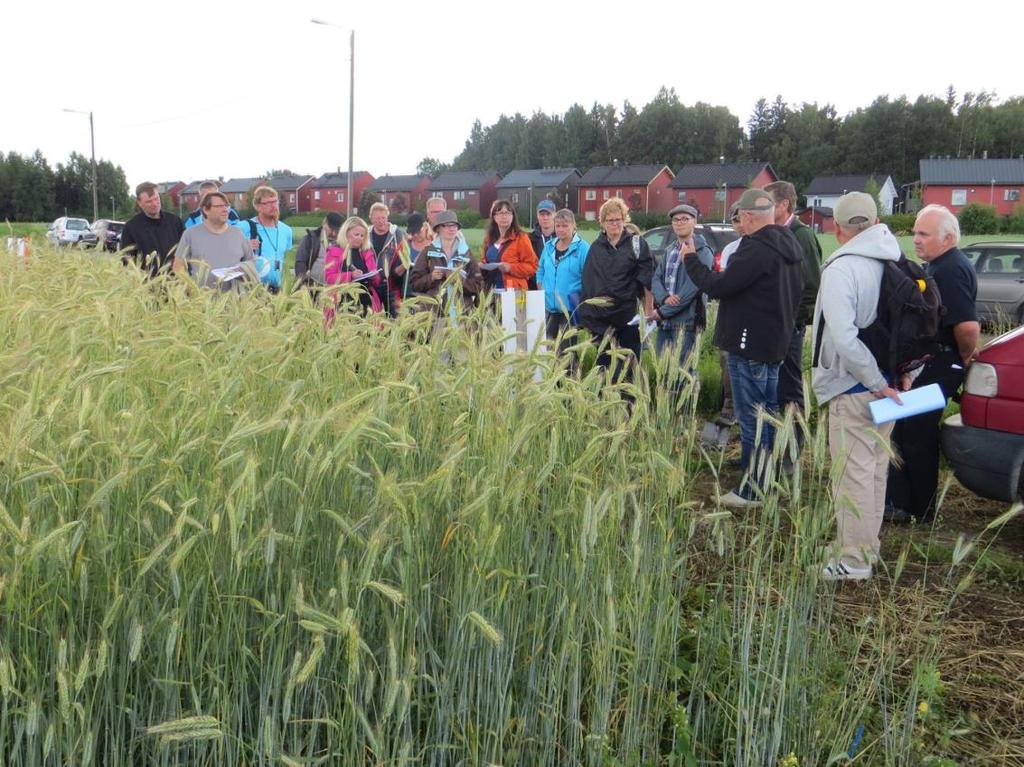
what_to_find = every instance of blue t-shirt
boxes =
[249,219,293,289]
[485,243,504,290]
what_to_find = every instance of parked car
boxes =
[46,217,98,248]
[960,241,1024,327]
[91,219,125,252]
[642,224,740,270]
[941,325,1024,502]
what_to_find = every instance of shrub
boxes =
[881,213,916,234]
[999,210,1024,234]
[958,203,999,234]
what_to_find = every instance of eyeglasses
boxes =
[258,199,279,205]
[494,209,513,216]
[671,216,693,223]
[604,217,624,224]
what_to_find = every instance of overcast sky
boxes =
[3,0,1020,190]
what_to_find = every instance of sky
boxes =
[3,0,1021,190]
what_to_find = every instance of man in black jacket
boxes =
[684,187,803,507]
[120,181,185,277]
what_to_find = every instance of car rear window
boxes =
[108,223,125,233]
[67,219,88,230]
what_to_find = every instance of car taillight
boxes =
[964,362,998,397]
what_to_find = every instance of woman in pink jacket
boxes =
[324,216,384,323]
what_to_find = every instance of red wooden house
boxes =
[920,158,1024,216]
[220,177,266,211]
[668,162,776,221]
[311,171,376,214]
[268,175,315,214]
[577,164,674,220]
[156,181,185,210]
[426,171,501,217]
[368,174,432,215]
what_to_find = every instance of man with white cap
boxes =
[811,191,906,580]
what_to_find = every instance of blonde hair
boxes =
[599,197,631,225]
[340,216,369,247]
[554,208,576,226]
[252,185,278,205]
[369,202,389,218]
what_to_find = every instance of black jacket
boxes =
[120,211,185,277]
[294,226,326,283]
[578,228,654,334]
[684,224,803,363]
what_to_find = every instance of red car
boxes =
[941,325,1024,502]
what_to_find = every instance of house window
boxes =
[585,190,596,201]
[585,211,596,221]
[714,189,726,202]
[602,190,610,200]
[951,189,967,206]
[632,189,641,196]
[453,191,466,201]
[314,190,320,201]
[288,193,295,203]
[337,192,345,203]
[511,192,519,203]
[677,191,687,202]
[1005,189,1021,202]
[616,189,622,198]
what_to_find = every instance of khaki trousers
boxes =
[828,391,894,568]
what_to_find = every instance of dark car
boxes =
[941,325,1024,502]
[642,224,740,270]
[91,219,126,252]
[960,241,1024,327]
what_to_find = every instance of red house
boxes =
[920,158,1024,216]
[311,171,376,214]
[179,180,208,213]
[577,164,674,221]
[798,206,836,234]
[427,171,501,217]
[368,174,432,216]
[268,174,315,214]
[156,181,185,210]
[669,162,777,222]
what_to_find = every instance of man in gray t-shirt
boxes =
[177,191,254,289]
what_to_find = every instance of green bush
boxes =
[628,212,665,231]
[881,213,915,234]
[958,203,999,234]
[999,209,1024,234]
[285,212,335,227]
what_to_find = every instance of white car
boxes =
[46,217,99,247]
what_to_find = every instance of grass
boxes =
[1,243,1021,765]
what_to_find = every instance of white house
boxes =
[804,174,898,215]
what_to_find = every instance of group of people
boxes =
[118,178,979,582]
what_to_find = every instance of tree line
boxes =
[420,86,1024,193]
[0,151,132,223]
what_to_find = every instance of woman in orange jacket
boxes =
[481,199,538,292]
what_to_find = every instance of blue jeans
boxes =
[727,355,780,498]
[655,323,698,372]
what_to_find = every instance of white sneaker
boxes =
[719,490,762,509]
[821,559,872,582]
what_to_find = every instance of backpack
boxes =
[814,254,943,376]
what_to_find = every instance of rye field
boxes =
[0,246,1022,766]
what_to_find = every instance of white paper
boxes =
[210,266,247,282]
[626,314,641,327]
[352,269,381,282]
[479,262,503,271]
[868,383,946,425]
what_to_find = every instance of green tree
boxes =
[0,150,56,222]
[416,157,448,178]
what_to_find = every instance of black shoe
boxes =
[883,505,913,524]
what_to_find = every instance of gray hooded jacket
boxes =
[811,223,902,405]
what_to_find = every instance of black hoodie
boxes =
[684,224,803,363]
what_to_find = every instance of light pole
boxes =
[311,18,355,216]
[63,108,99,222]
[990,178,996,206]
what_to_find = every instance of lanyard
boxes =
[258,222,280,256]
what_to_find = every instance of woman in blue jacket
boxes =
[651,204,714,372]
[536,209,589,349]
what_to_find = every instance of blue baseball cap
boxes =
[537,199,556,213]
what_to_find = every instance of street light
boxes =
[63,108,99,222]
[311,18,355,216]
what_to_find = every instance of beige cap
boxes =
[834,191,877,226]
[736,188,775,211]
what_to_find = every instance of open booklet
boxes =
[627,313,658,342]
[352,269,381,282]
[210,265,248,282]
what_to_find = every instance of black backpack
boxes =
[814,254,943,376]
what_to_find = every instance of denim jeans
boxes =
[727,354,780,498]
[655,323,698,372]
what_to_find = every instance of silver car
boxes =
[962,242,1024,326]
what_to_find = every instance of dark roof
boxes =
[920,158,1024,185]
[221,177,264,194]
[180,181,205,195]
[268,174,314,192]
[805,174,892,195]
[314,171,372,188]
[579,164,671,186]
[669,162,773,189]
[430,170,500,190]
[369,174,429,192]
[496,168,581,188]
